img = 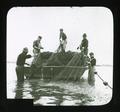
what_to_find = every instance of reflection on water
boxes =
[7,63,113,106]
[13,79,94,106]
[15,82,24,99]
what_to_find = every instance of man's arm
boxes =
[16,54,20,65]
[80,40,83,50]
[77,46,80,50]
[26,54,32,59]
[39,43,44,49]
[24,55,32,66]
[59,33,62,40]
[77,43,81,50]
[25,63,30,66]
[40,46,44,49]
[33,41,39,50]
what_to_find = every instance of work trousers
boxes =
[88,66,95,86]
[16,66,24,82]
[57,40,67,52]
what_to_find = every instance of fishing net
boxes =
[32,53,42,67]
[52,52,88,82]
[41,51,74,80]
[31,44,88,81]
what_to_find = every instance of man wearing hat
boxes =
[30,36,44,78]
[57,28,67,53]
[32,36,44,65]
[33,36,44,57]
[16,47,32,82]
[88,52,96,86]
[77,33,88,55]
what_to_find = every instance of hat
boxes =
[38,36,42,39]
[60,28,63,31]
[83,33,87,37]
[89,52,94,56]
[23,47,28,53]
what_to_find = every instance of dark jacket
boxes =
[60,32,67,40]
[33,40,43,53]
[33,40,39,49]
[80,38,88,49]
[90,57,96,66]
[16,52,31,66]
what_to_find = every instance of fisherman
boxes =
[33,36,44,57]
[32,36,44,65]
[57,28,67,53]
[88,52,96,86]
[16,47,32,82]
[77,33,88,55]
[30,36,44,78]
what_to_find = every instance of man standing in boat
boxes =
[77,33,88,55]
[33,36,44,57]
[31,36,44,78]
[88,52,96,86]
[57,28,67,53]
[32,36,44,65]
[16,47,32,82]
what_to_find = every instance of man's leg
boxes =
[61,44,65,53]
[16,66,24,82]
[84,48,88,55]
[88,67,95,86]
[16,67,19,81]
[62,40,67,53]
[30,64,36,78]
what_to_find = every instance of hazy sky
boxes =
[7,7,113,65]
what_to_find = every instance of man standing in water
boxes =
[88,52,96,86]
[77,33,88,55]
[16,47,32,82]
[57,28,67,53]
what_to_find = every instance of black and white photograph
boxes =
[7,7,113,106]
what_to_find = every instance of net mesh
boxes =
[31,45,88,81]
[52,52,87,81]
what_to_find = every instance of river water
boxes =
[7,63,113,106]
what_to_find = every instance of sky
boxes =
[7,7,113,65]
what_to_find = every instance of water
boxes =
[7,63,113,106]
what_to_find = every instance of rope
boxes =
[94,72,112,90]
[7,61,113,67]
[43,65,88,68]
[9,60,112,89]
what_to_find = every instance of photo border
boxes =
[0,0,119,112]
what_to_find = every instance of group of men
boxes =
[15,35,43,82]
[15,28,96,85]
